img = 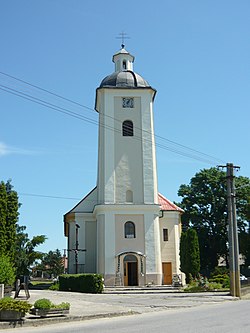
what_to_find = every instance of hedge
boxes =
[59,274,103,293]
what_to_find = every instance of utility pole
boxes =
[219,163,241,298]
[230,164,241,298]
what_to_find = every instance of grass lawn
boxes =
[29,279,53,290]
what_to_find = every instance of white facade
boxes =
[64,46,183,286]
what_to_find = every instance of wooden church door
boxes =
[124,255,138,286]
[162,262,172,285]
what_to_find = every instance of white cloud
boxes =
[0,142,37,157]
[0,142,9,156]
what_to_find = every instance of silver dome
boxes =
[100,70,150,88]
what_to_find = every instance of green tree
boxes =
[0,255,16,286]
[15,225,46,276]
[178,168,250,273]
[40,249,64,277]
[0,180,19,261]
[180,232,188,278]
[0,180,47,277]
[180,229,200,283]
[239,227,250,268]
[0,182,7,256]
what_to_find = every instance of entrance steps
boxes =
[104,285,181,294]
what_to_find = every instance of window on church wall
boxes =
[124,221,136,238]
[123,60,127,69]
[163,228,168,241]
[122,120,133,136]
[126,190,133,203]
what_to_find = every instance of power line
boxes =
[0,84,217,164]
[0,71,93,111]
[0,71,226,165]
[19,192,81,200]
[0,84,98,126]
[3,70,225,164]
[0,71,224,164]
[0,82,221,165]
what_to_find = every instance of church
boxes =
[64,45,184,286]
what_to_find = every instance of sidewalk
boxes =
[0,288,240,330]
[0,289,136,330]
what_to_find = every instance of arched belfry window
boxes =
[124,221,136,238]
[122,120,133,136]
[123,60,127,69]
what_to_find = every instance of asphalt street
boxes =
[3,299,250,333]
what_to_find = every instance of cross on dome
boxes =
[116,32,130,49]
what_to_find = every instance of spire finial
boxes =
[116,32,130,49]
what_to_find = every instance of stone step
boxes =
[104,285,181,294]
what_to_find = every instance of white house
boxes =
[64,45,184,286]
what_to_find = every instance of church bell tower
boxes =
[94,45,162,286]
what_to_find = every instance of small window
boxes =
[163,228,168,241]
[126,190,133,203]
[125,221,136,238]
[122,120,133,136]
[123,60,127,69]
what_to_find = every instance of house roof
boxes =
[158,193,184,213]
[64,187,97,217]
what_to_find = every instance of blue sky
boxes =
[1,0,249,254]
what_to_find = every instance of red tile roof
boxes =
[158,193,184,212]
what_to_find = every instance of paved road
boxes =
[4,300,250,333]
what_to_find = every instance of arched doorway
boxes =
[124,254,138,286]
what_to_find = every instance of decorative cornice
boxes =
[93,203,160,216]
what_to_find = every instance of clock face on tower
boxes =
[122,97,134,108]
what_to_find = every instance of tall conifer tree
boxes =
[0,180,18,261]
[180,229,200,283]
[6,180,19,260]
[0,182,8,256]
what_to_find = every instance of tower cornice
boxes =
[93,203,161,217]
[95,86,157,112]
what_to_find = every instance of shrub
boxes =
[59,274,104,293]
[184,273,226,292]
[210,266,229,277]
[207,282,223,291]
[53,302,70,310]
[0,297,32,313]
[209,274,230,288]
[33,298,70,310]
[209,267,230,289]
[49,283,59,291]
[184,285,204,293]
[33,298,52,309]
[0,255,16,286]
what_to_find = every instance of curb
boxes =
[0,311,137,330]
